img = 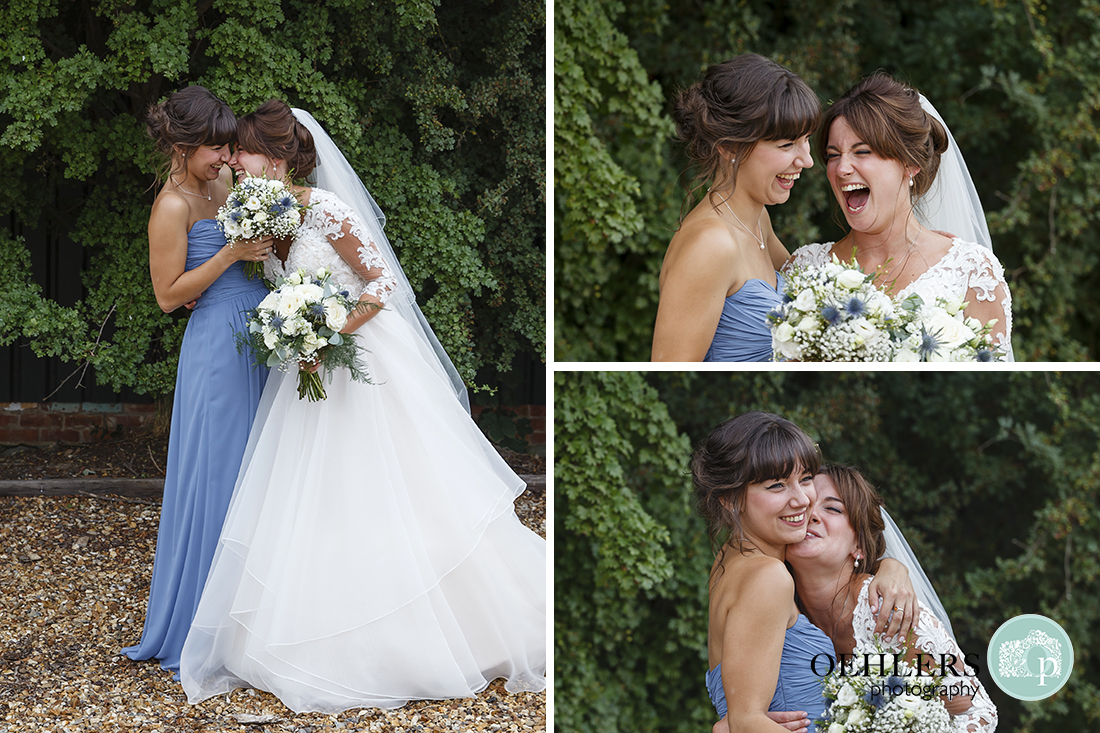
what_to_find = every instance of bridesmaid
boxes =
[122,86,272,677]
[652,54,819,361]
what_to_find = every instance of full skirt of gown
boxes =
[179,308,547,713]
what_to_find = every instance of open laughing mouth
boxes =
[777,172,800,190]
[841,183,869,213]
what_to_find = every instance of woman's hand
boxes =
[868,559,919,639]
[943,693,974,716]
[226,235,275,263]
[712,711,810,733]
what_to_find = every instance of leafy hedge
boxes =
[0,0,544,396]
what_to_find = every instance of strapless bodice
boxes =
[703,272,785,362]
[185,220,269,308]
[706,614,832,730]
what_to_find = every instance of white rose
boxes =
[894,347,921,362]
[775,338,802,360]
[315,266,330,279]
[827,722,845,733]
[849,317,876,340]
[324,297,349,331]
[285,271,304,286]
[254,211,269,223]
[276,290,307,318]
[836,684,859,706]
[258,291,280,312]
[792,289,817,312]
[774,322,796,343]
[847,707,867,726]
[298,283,324,302]
[837,269,866,289]
[923,308,976,349]
[896,693,923,712]
[262,329,278,350]
[796,315,819,334]
[245,195,263,210]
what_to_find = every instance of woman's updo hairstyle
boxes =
[817,73,949,198]
[692,411,820,566]
[236,99,317,180]
[673,54,821,211]
[816,464,886,576]
[146,85,236,183]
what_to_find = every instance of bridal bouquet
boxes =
[769,256,1004,361]
[216,176,305,278]
[768,255,899,361]
[818,647,955,733]
[236,267,374,401]
[892,294,1003,362]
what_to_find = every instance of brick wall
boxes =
[1,402,546,447]
[0,403,157,444]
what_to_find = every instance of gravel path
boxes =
[0,490,545,732]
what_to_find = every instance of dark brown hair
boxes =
[691,411,821,567]
[673,54,821,211]
[816,464,886,576]
[817,73,949,198]
[236,99,317,180]
[146,85,236,184]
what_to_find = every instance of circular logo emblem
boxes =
[988,614,1073,700]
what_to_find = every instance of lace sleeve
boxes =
[855,579,998,733]
[783,242,834,274]
[315,194,398,306]
[961,244,1013,359]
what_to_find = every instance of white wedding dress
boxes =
[854,579,997,733]
[787,240,1014,360]
[179,188,546,713]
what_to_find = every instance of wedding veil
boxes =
[881,508,955,641]
[291,108,470,410]
[914,95,992,252]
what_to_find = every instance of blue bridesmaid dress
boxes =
[703,272,786,362]
[706,614,833,731]
[122,219,269,676]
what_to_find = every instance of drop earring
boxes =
[908,175,914,187]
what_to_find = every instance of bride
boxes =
[178,100,546,713]
[787,73,1014,360]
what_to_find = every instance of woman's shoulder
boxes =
[712,552,793,599]
[945,238,1007,274]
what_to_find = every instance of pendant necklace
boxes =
[171,174,211,201]
[723,201,766,250]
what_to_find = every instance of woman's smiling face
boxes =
[825,116,916,234]
[736,134,814,206]
[786,473,860,568]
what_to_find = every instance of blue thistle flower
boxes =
[269,315,285,332]
[308,303,326,320]
[766,307,783,322]
[975,348,993,362]
[918,328,943,360]
[229,210,244,222]
[782,292,794,304]
[844,297,866,318]
[821,305,841,326]
[339,290,350,298]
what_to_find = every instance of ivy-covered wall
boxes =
[0,0,545,399]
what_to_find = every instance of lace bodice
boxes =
[264,188,397,304]
[853,578,997,733]
[787,240,1014,360]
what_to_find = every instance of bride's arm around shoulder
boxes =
[959,243,1013,358]
[854,580,997,733]
[314,190,398,333]
[651,219,737,362]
